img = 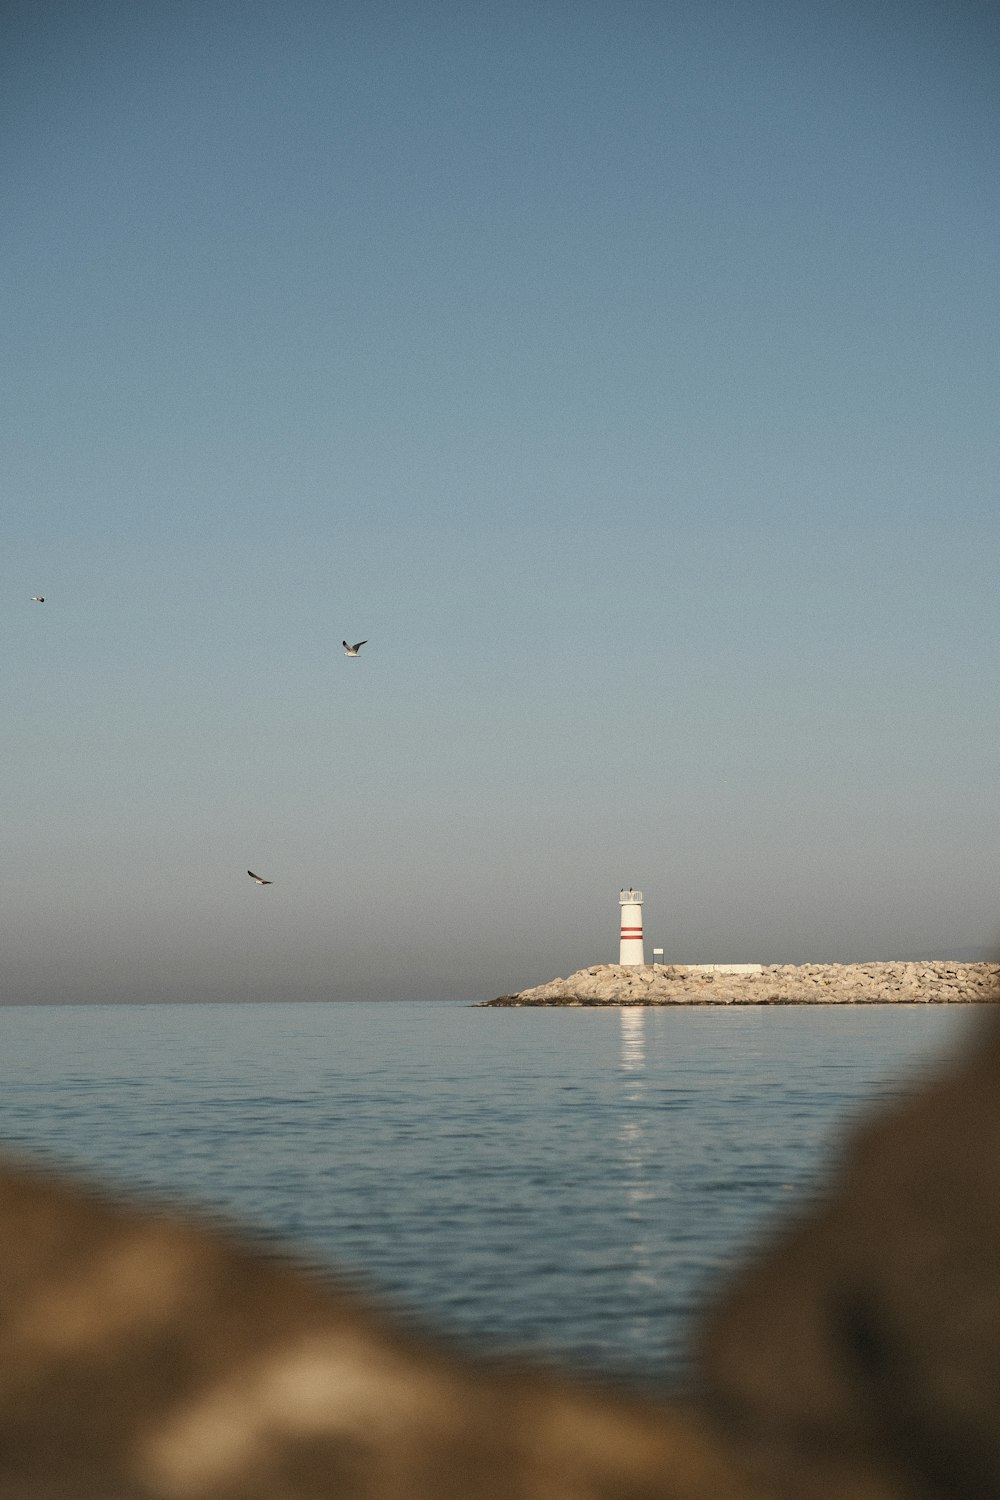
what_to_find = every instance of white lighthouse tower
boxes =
[619,888,645,966]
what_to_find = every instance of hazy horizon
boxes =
[5,1,999,1004]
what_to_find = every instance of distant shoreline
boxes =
[482,961,1000,1007]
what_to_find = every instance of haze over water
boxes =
[5,2,1000,1006]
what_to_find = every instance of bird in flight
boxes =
[247,870,272,885]
[31,596,45,603]
[342,639,367,656]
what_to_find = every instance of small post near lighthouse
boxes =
[619,888,645,966]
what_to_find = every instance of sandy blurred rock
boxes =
[698,1011,1000,1499]
[0,1159,751,1500]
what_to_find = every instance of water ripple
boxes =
[0,999,974,1383]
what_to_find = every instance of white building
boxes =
[619,888,645,965]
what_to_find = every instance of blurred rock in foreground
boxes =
[2,1012,1000,1498]
[0,1159,748,1500]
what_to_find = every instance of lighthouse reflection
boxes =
[619,1005,646,1071]
[617,1006,657,1361]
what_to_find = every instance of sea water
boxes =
[0,1000,976,1384]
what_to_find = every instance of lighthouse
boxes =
[619,888,645,965]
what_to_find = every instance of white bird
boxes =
[31,596,45,603]
[247,870,272,885]
[342,639,367,656]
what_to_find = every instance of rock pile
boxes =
[487,960,1000,1006]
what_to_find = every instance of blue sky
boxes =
[4,1,999,1001]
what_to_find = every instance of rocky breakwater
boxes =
[487,960,1000,1006]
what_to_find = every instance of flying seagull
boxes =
[342,639,367,656]
[247,870,272,885]
[31,596,45,603]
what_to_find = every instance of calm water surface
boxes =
[0,1000,977,1383]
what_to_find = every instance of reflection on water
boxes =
[618,1007,657,1357]
[0,1000,973,1384]
[619,1006,646,1072]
